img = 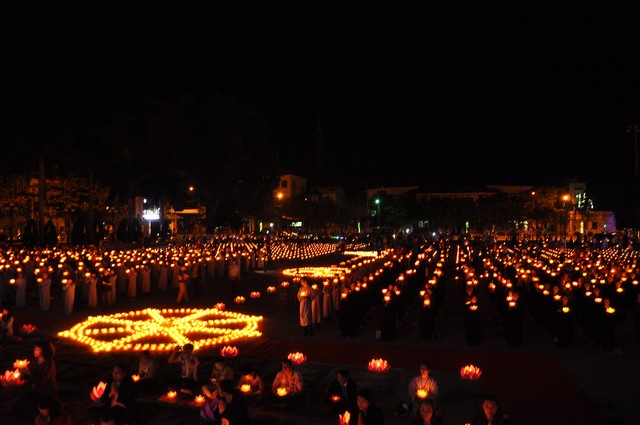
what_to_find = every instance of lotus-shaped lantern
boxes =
[416,389,428,399]
[460,364,482,380]
[240,384,251,393]
[234,296,245,304]
[194,394,206,404]
[287,352,306,365]
[266,286,276,293]
[1,369,24,387]
[13,359,29,370]
[166,390,178,399]
[20,324,37,334]
[276,387,288,397]
[368,358,390,372]
[250,291,261,298]
[90,381,107,400]
[220,345,239,358]
[131,374,141,382]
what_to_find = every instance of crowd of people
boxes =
[3,232,640,424]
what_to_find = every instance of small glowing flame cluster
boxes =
[368,358,390,372]
[460,364,482,380]
[57,307,263,352]
[287,352,307,365]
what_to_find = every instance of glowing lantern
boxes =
[13,359,29,370]
[131,374,141,382]
[240,384,251,393]
[234,296,245,304]
[220,345,239,358]
[20,324,37,334]
[460,364,482,380]
[194,394,206,404]
[167,390,177,399]
[214,303,226,310]
[276,387,288,397]
[562,307,570,313]
[267,286,276,293]
[287,352,306,365]
[281,281,290,287]
[1,369,24,386]
[368,358,390,372]
[416,389,428,399]
[250,291,261,298]
[90,381,107,400]
[330,395,341,402]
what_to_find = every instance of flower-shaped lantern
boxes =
[266,286,276,293]
[21,324,37,334]
[240,384,251,393]
[13,359,30,370]
[460,364,482,380]
[220,345,239,358]
[234,296,245,304]
[250,291,261,299]
[131,374,141,382]
[287,352,306,365]
[1,369,24,387]
[194,394,206,404]
[90,381,107,400]
[276,387,288,397]
[368,358,390,372]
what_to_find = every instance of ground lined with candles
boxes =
[1,252,638,425]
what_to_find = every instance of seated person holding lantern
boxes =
[270,359,304,409]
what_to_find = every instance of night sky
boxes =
[4,2,640,200]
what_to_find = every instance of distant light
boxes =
[189,186,195,192]
[143,208,160,221]
[405,228,410,234]
[143,198,147,203]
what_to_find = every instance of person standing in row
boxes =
[298,277,316,336]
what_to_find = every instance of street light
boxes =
[4,203,18,246]
[374,198,381,228]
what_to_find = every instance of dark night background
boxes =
[3,2,640,213]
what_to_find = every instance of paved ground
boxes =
[1,253,638,425]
